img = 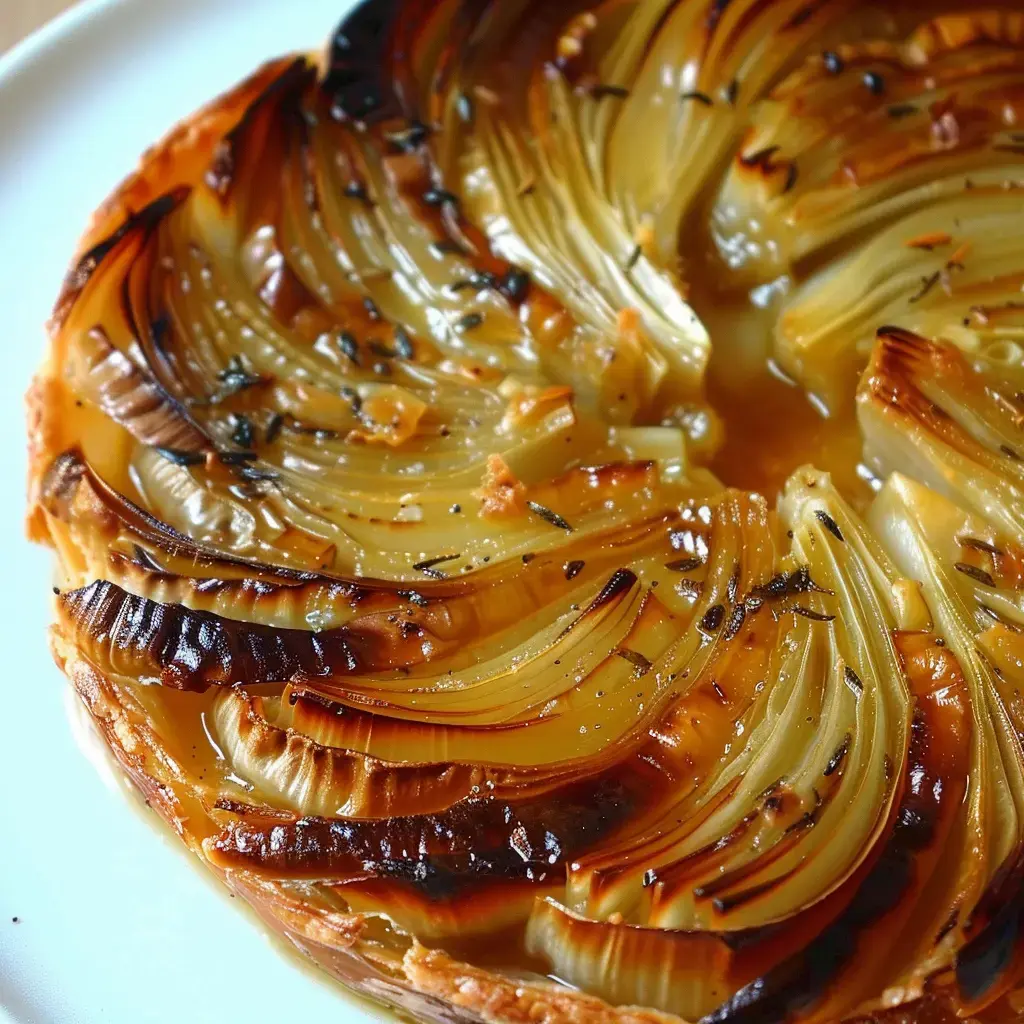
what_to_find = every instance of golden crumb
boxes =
[477,454,528,516]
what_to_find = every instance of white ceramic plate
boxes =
[0,2,389,1021]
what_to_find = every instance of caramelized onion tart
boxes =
[27,2,1024,1021]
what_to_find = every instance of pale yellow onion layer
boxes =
[26,3,1024,1023]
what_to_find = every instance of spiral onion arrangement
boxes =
[25,2,1024,1022]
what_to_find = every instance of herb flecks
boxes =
[615,648,652,677]
[456,312,485,332]
[844,666,864,695]
[700,604,725,634]
[863,71,885,95]
[665,557,703,572]
[265,413,284,444]
[238,466,280,483]
[815,509,845,542]
[412,553,461,579]
[369,340,396,360]
[727,565,741,604]
[231,414,255,449]
[822,50,844,74]
[153,446,206,467]
[211,355,263,402]
[909,271,941,303]
[218,449,258,466]
[394,327,415,359]
[954,562,996,588]
[344,180,372,205]
[385,120,430,153]
[527,500,574,532]
[422,187,459,208]
[341,387,362,415]
[591,84,629,100]
[723,604,747,641]
[824,733,852,777]
[751,567,832,603]
[431,239,466,257]
[959,536,1003,556]
[500,268,531,303]
[791,606,836,622]
[338,331,360,363]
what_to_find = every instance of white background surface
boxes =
[0,1,388,1020]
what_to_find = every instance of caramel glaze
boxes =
[689,221,871,508]
[29,1,1024,1022]
[704,362,871,509]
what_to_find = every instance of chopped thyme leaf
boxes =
[700,604,725,633]
[590,84,629,99]
[231,414,254,449]
[615,648,652,676]
[412,554,461,579]
[153,446,206,467]
[954,562,996,588]
[844,666,864,694]
[791,606,836,622]
[211,355,263,402]
[665,557,703,572]
[456,312,485,332]
[815,510,845,542]
[909,271,941,303]
[238,465,280,482]
[564,559,585,580]
[265,413,284,444]
[526,500,573,532]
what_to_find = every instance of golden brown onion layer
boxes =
[27,2,1024,1022]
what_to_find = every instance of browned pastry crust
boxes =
[30,53,706,1019]
[27,2,1024,1023]
[51,630,687,1024]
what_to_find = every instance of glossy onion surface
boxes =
[26,2,1024,1022]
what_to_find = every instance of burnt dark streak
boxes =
[206,58,316,199]
[700,712,939,1024]
[210,775,636,888]
[53,189,190,331]
[58,565,639,693]
[59,579,385,690]
[323,0,403,122]
[956,850,1024,1003]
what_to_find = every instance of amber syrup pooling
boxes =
[28,1,1024,1021]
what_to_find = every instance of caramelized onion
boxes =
[28,2,1024,1022]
